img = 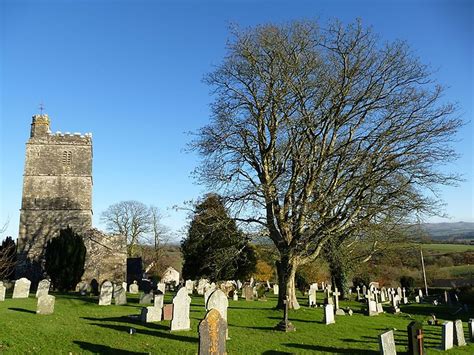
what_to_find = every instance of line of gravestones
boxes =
[2,277,474,353]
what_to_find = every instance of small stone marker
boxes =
[402,288,408,304]
[163,304,173,320]
[233,291,238,301]
[129,280,139,294]
[415,295,420,303]
[390,290,400,313]
[37,295,55,315]
[243,285,254,301]
[308,289,317,307]
[199,308,227,355]
[141,306,162,323]
[407,321,423,355]
[185,279,194,294]
[356,286,361,300]
[171,287,192,331]
[139,292,154,304]
[154,294,164,309]
[380,287,386,302]
[13,277,31,298]
[36,279,50,298]
[98,281,113,306]
[453,319,466,346]
[273,284,279,295]
[114,283,127,305]
[378,330,396,355]
[441,321,454,350]
[324,304,335,325]
[0,281,5,301]
[469,319,474,341]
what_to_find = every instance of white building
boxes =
[161,266,180,285]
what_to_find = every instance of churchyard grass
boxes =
[422,244,474,254]
[1,291,473,354]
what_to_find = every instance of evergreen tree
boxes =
[45,227,86,291]
[0,236,17,280]
[181,194,256,281]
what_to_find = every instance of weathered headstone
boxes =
[171,287,192,331]
[163,304,173,320]
[273,284,279,295]
[76,281,90,295]
[333,288,341,310]
[12,277,31,298]
[139,291,154,304]
[378,330,396,355]
[356,286,361,300]
[207,289,229,339]
[99,281,113,306]
[402,288,408,304]
[185,279,194,294]
[275,297,295,332]
[407,321,423,355]
[390,290,400,313]
[308,289,317,307]
[324,304,335,325]
[129,280,139,294]
[243,285,254,301]
[114,283,127,305]
[36,279,50,298]
[362,285,367,296]
[453,319,466,346]
[415,295,420,303]
[0,282,5,301]
[154,294,164,309]
[232,291,238,301]
[441,321,453,350]
[469,319,474,341]
[157,282,166,294]
[380,287,387,303]
[204,286,216,309]
[197,279,208,295]
[141,306,162,323]
[418,289,423,299]
[36,295,55,315]
[199,308,227,355]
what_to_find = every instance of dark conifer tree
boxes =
[0,236,17,279]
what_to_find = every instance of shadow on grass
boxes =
[88,323,198,343]
[283,343,378,354]
[82,316,168,331]
[8,307,36,314]
[228,323,276,331]
[262,351,293,355]
[73,341,147,354]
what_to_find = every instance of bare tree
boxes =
[192,20,461,308]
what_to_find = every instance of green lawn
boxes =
[422,244,474,254]
[0,291,473,354]
[439,265,474,278]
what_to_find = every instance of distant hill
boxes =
[416,222,474,242]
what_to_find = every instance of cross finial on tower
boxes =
[38,102,45,115]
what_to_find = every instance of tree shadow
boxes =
[283,343,378,354]
[73,341,147,354]
[8,307,36,314]
[262,351,292,355]
[228,324,276,331]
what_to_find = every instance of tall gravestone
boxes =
[99,281,113,306]
[36,279,50,298]
[469,319,474,342]
[185,280,194,294]
[37,295,55,315]
[12,277,31,298]
[204,286,216,309]
[453,319,466,346]
[243,285,253,301]
[308,289,316,307]
[407,321,423,355]
[206,289,228,323]
[378,330,396,355]
[273,284,279,295]
[114,283,127,305]
[157,282,166,294]
[441,321,454,350]
[324,304,335,325]
[171,287,192,331]
[0,281,5,301]
[199,309,227,355]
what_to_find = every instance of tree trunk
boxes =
[276,254,300,310]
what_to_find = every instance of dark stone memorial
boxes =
[198,309,227,355]
[407,321,424,355]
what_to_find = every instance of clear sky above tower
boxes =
[1,0,473,241]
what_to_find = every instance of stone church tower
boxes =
[17,113,93,278]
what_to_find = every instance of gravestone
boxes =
[324,304,335,325]
[402,288,408,304]
[199,308,227,355]
[76,281,90,295]
[185,279,194,294]
[171,287,192,331]
[453,319,466,346]
[469,319,474,341]
[407,321,423,355]
[204,287,216,309]
[129,280,139,294]
[140,292,154,304]
[378,330,396,355]
[157,282,166,294]
[390,290,400,313]
[308,289,317,307]
[243,285,254,301]
[275,297,295,332]
[154,294,164,309]
[13,277,31,298]
[380,287,387,302]
[163,304,173,320]
[114,283,127,305]
[36,279,50,298]
[232,291,238,301]
[207,289,229,339]
[441,321,453,350]
[396,287,402,299]
[36,295,55,315]
[356,286,361,300]
[333,288,341,310]
[362,285,367,296]
[273,284,279,295]
[415,295,420,303]
[99,281,113,306]
[418,289,423,299]
[324,287,333,305]
[141,306,162,322]
[0,281,5,301]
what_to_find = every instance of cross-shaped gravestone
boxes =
[356,286,361,300]
[390,290,400,313]
[275,297,296,332]
[333,288,341,310]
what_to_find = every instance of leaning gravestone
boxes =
[199,308,227,355]
[0,281,5,301]
[114,283,127,305]
[36,279,50,298]
[407,321,423,355]
[453,319,466,346]
[379,330,396,355]
[139,291,154,304]
[13,277,31,298]
[37,295,55,315]
[324,304,335,325]
[129,280,139,294]
[98,281,113,306]
[441,321,454,350]
[171,287,192,331]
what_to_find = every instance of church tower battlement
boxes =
[17,112,93,279]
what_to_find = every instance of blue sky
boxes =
[1,0,473,241]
